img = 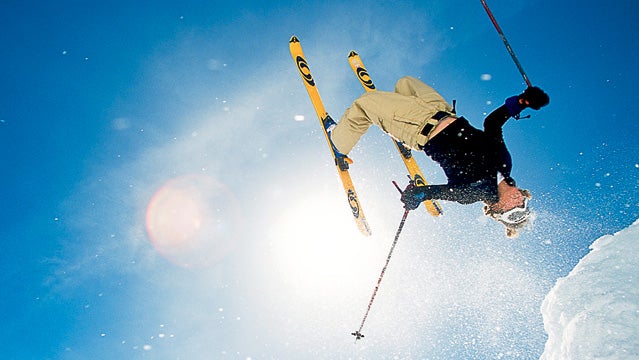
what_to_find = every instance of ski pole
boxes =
[352,181,410,341]
[480,0,533,87]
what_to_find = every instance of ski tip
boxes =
[348,50,358,57]
[290,35,300,43]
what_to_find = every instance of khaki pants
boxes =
[332,76,454,153]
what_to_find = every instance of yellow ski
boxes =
[348,51,443,216]
[289,36,372,236]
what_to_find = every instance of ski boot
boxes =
[322,116,352,171]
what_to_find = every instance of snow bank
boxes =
[540,219,639,360]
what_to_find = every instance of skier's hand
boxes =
[401,184,427,210]
[521,86,549,110]
[506,86,550,117]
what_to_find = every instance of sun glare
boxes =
[145,174,240,268]
[253,192,428,346]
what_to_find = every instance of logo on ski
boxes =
[347,189,361,218]
[355,67,375,90]
[295,56,315,87]
[413,174,426,187]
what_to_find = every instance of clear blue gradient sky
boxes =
[1,0,638,358]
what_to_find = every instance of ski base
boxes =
[290,36,372,236]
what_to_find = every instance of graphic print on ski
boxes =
[347,51,443,216]
[289,36,372,236]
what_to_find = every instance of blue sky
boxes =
[1,0,638,358]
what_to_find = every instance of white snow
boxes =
[540,219,639,360]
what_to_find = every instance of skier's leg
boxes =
[331,91,398,154]
[333,90,438,153]
[394,76,453,111]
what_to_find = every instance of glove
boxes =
[505,95,523,118]
[521,86,550,110]
[505,86,550,117]
[401,184,428,210]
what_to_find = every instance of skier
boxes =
[325,76,549,237]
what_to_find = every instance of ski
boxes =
[289,36,372,236]
[347,51,443,216]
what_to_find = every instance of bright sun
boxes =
[267,193,384,302]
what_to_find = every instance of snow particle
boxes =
[480,74,492,81]
[294,115,305,121]
[207,59,227,71]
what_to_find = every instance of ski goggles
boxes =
[495,198,530,225]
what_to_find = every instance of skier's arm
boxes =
[483,86,550,182]
[484,86,550,136]
[401,182,498,209]
[482,105,514,181]
[483,104,511,138]
[422,184,493,204]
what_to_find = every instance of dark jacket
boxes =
[421,104,514,204]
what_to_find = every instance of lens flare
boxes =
[145,174,240,268]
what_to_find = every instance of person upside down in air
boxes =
[325,76,549,237]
